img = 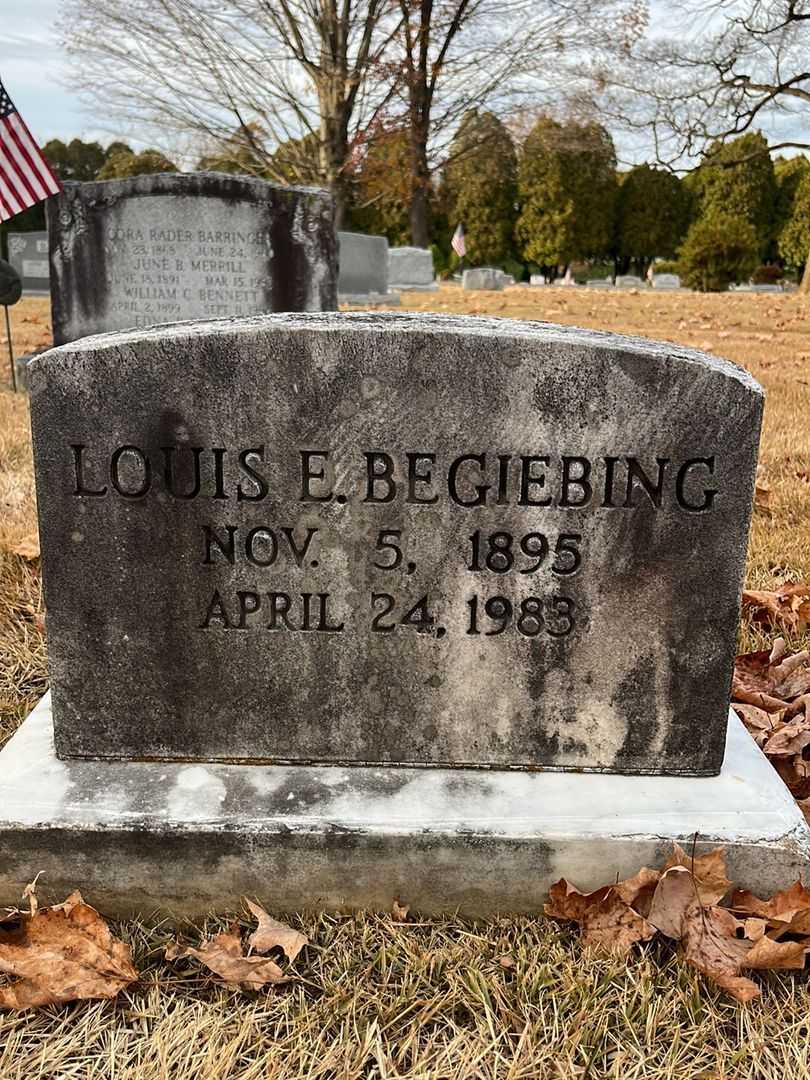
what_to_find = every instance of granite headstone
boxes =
[337,231,389,300]
[388,246,436,291]
[46,173,337,345]
[462,268,503,291]
[7,232,50,294]
[30,313,762,776]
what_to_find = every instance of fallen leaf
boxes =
[742,584,810,634]
[663,844,731,905]
[733,640,810,712]
[762,714,810,756]
[11,533,39,561]
[244,900,308,963]
[0,890,137,1009]
[545,880,656,955]
[731,880,810,937]
[648,866,698,938]
[166,925,287,990]
[681,904,760,1002]
[732,703,780,747]
[498,954,516,969]
[391,898,410,923]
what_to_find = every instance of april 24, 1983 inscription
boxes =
[30,313,763,775]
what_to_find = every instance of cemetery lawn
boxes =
[0,288,809,1077]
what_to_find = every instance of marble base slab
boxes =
[0,696,807,916]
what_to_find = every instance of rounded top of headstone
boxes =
[0,259,22,306]
[60,171,333,202]
[33,311,763,397]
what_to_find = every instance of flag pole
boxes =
[3,304,15,392]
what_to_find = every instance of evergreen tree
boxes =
[678,214,758,291]
[97,149,177,180]
[778,167,810,277]
[43,138,108,181]
[688,132,777,257]
[515,117,617,273]
[615,164,691,273]
[444,110,517,266]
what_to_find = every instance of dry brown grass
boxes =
[3,910,810,1080]
[1,288,810,1076]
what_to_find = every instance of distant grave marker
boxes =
[47,173,337,344]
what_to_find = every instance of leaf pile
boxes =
[166,900,308,990]
[545,844,808,1002]
[0,888,137,1009]
[731,637,810,819]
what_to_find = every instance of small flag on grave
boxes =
[451,223,466,258]
[0,77,61,223]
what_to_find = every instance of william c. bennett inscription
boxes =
[29,313,763,775]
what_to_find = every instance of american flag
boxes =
[451,223,466,259]
[0,78,61,224]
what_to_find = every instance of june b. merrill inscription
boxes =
[46,173,337,345]
[30,313,763,774]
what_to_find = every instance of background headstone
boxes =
[462,267,503,290]
[7,232,50,294]
[337,231,390,300]
[30,312,763,776]
[652,273,682,290]
[388,246,437,291]
[616,274,644,289]
[0,259,22,306]
[47,173,337,345]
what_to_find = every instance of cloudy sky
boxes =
[2,0,803,160]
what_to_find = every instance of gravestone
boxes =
[337,231,391,302]
[3,312,804,916]
[462,267,503,291]
[616,274,644,289]
[389,246,437,291]
[7,231,50,293]
[586,278,613,289]
[31,313,759,774]
[47,173,337,345]
[652,273,682,290]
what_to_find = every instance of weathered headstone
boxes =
[529,274,546,286]
[337,231,391,302]
[2,311,805,915]
[7,231,50,293]
[389,246,437,291]
[30,313,761,775]
[616,274,644,289]
[462,267,503,291]
[47,173,337,345]
[652,273,682,290]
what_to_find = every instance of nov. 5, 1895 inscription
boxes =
[30,313,763,776]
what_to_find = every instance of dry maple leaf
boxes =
[0,890,137,1010]
[663,844,731,906]
[742,584,810,634]
[166,925,287,990]
[754,466,772,514]
[731,881,810,937]
[244,900,308,963]
[545,880,656,956]
[391,898,411,923]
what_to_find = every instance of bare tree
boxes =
[59,0,401,227]
[585,0,810,168]
[391,0,647,246]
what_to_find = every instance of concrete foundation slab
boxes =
[0,697,807,917]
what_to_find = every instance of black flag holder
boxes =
[4,304,15,393]
[0,258,22,392]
